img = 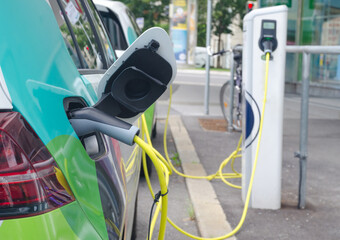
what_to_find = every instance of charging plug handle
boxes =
[262,40,273,55]
[69,107,140,146]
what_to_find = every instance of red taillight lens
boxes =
[0,112,74,219]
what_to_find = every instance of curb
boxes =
[169,115,236,239]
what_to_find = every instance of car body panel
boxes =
[127,27,138,45]
[0,202,101,239]
[47,135,108,239]
[80,74,100,102]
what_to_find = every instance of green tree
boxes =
[212,0,247,67]
[197,0,247,48]
[120,0,170,32]
[197,0,207,47]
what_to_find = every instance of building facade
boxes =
[261,0,340,95]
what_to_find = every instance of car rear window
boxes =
[48,0,116,70]
[48,0,82,68]
[84,0,115,65]
[60,0,104,69]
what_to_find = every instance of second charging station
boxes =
[242,5,288,210]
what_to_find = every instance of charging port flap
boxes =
[95,27,176,119]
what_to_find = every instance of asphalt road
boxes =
[173,69,229,86]
[158,70,230,117]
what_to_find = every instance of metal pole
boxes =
[286,45,340,209]
[296,52,310,209]
[286,45,340,54]
[228,51,235,132]
[294,0,303,84]
[204,0,212,115]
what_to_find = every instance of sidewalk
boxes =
[154,95,340,239]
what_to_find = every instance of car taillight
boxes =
[0,112,74,219]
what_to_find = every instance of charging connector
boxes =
[69,107,139,146]
[262,40,273,56]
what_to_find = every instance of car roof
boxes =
[93,0,127,12]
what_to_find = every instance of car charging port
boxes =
[258,19,277,59]
[64,97,106,158]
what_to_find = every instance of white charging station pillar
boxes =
[242,5,287,210]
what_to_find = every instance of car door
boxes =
[48,0,140,239]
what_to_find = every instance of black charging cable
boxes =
[147,190,169,240]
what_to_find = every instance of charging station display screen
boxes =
[263,22,275,30]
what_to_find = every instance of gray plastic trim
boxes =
[70,119,139,146]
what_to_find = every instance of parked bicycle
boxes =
[212,46,243,131]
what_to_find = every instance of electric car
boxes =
[0,1,175,239]
[93,0,157,140]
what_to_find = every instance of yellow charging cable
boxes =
[137,52,271,239]
[140,115,171,239]
[134,135,170,240]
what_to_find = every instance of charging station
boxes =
[242,5,287,209]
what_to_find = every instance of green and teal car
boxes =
[0,0,176,239]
